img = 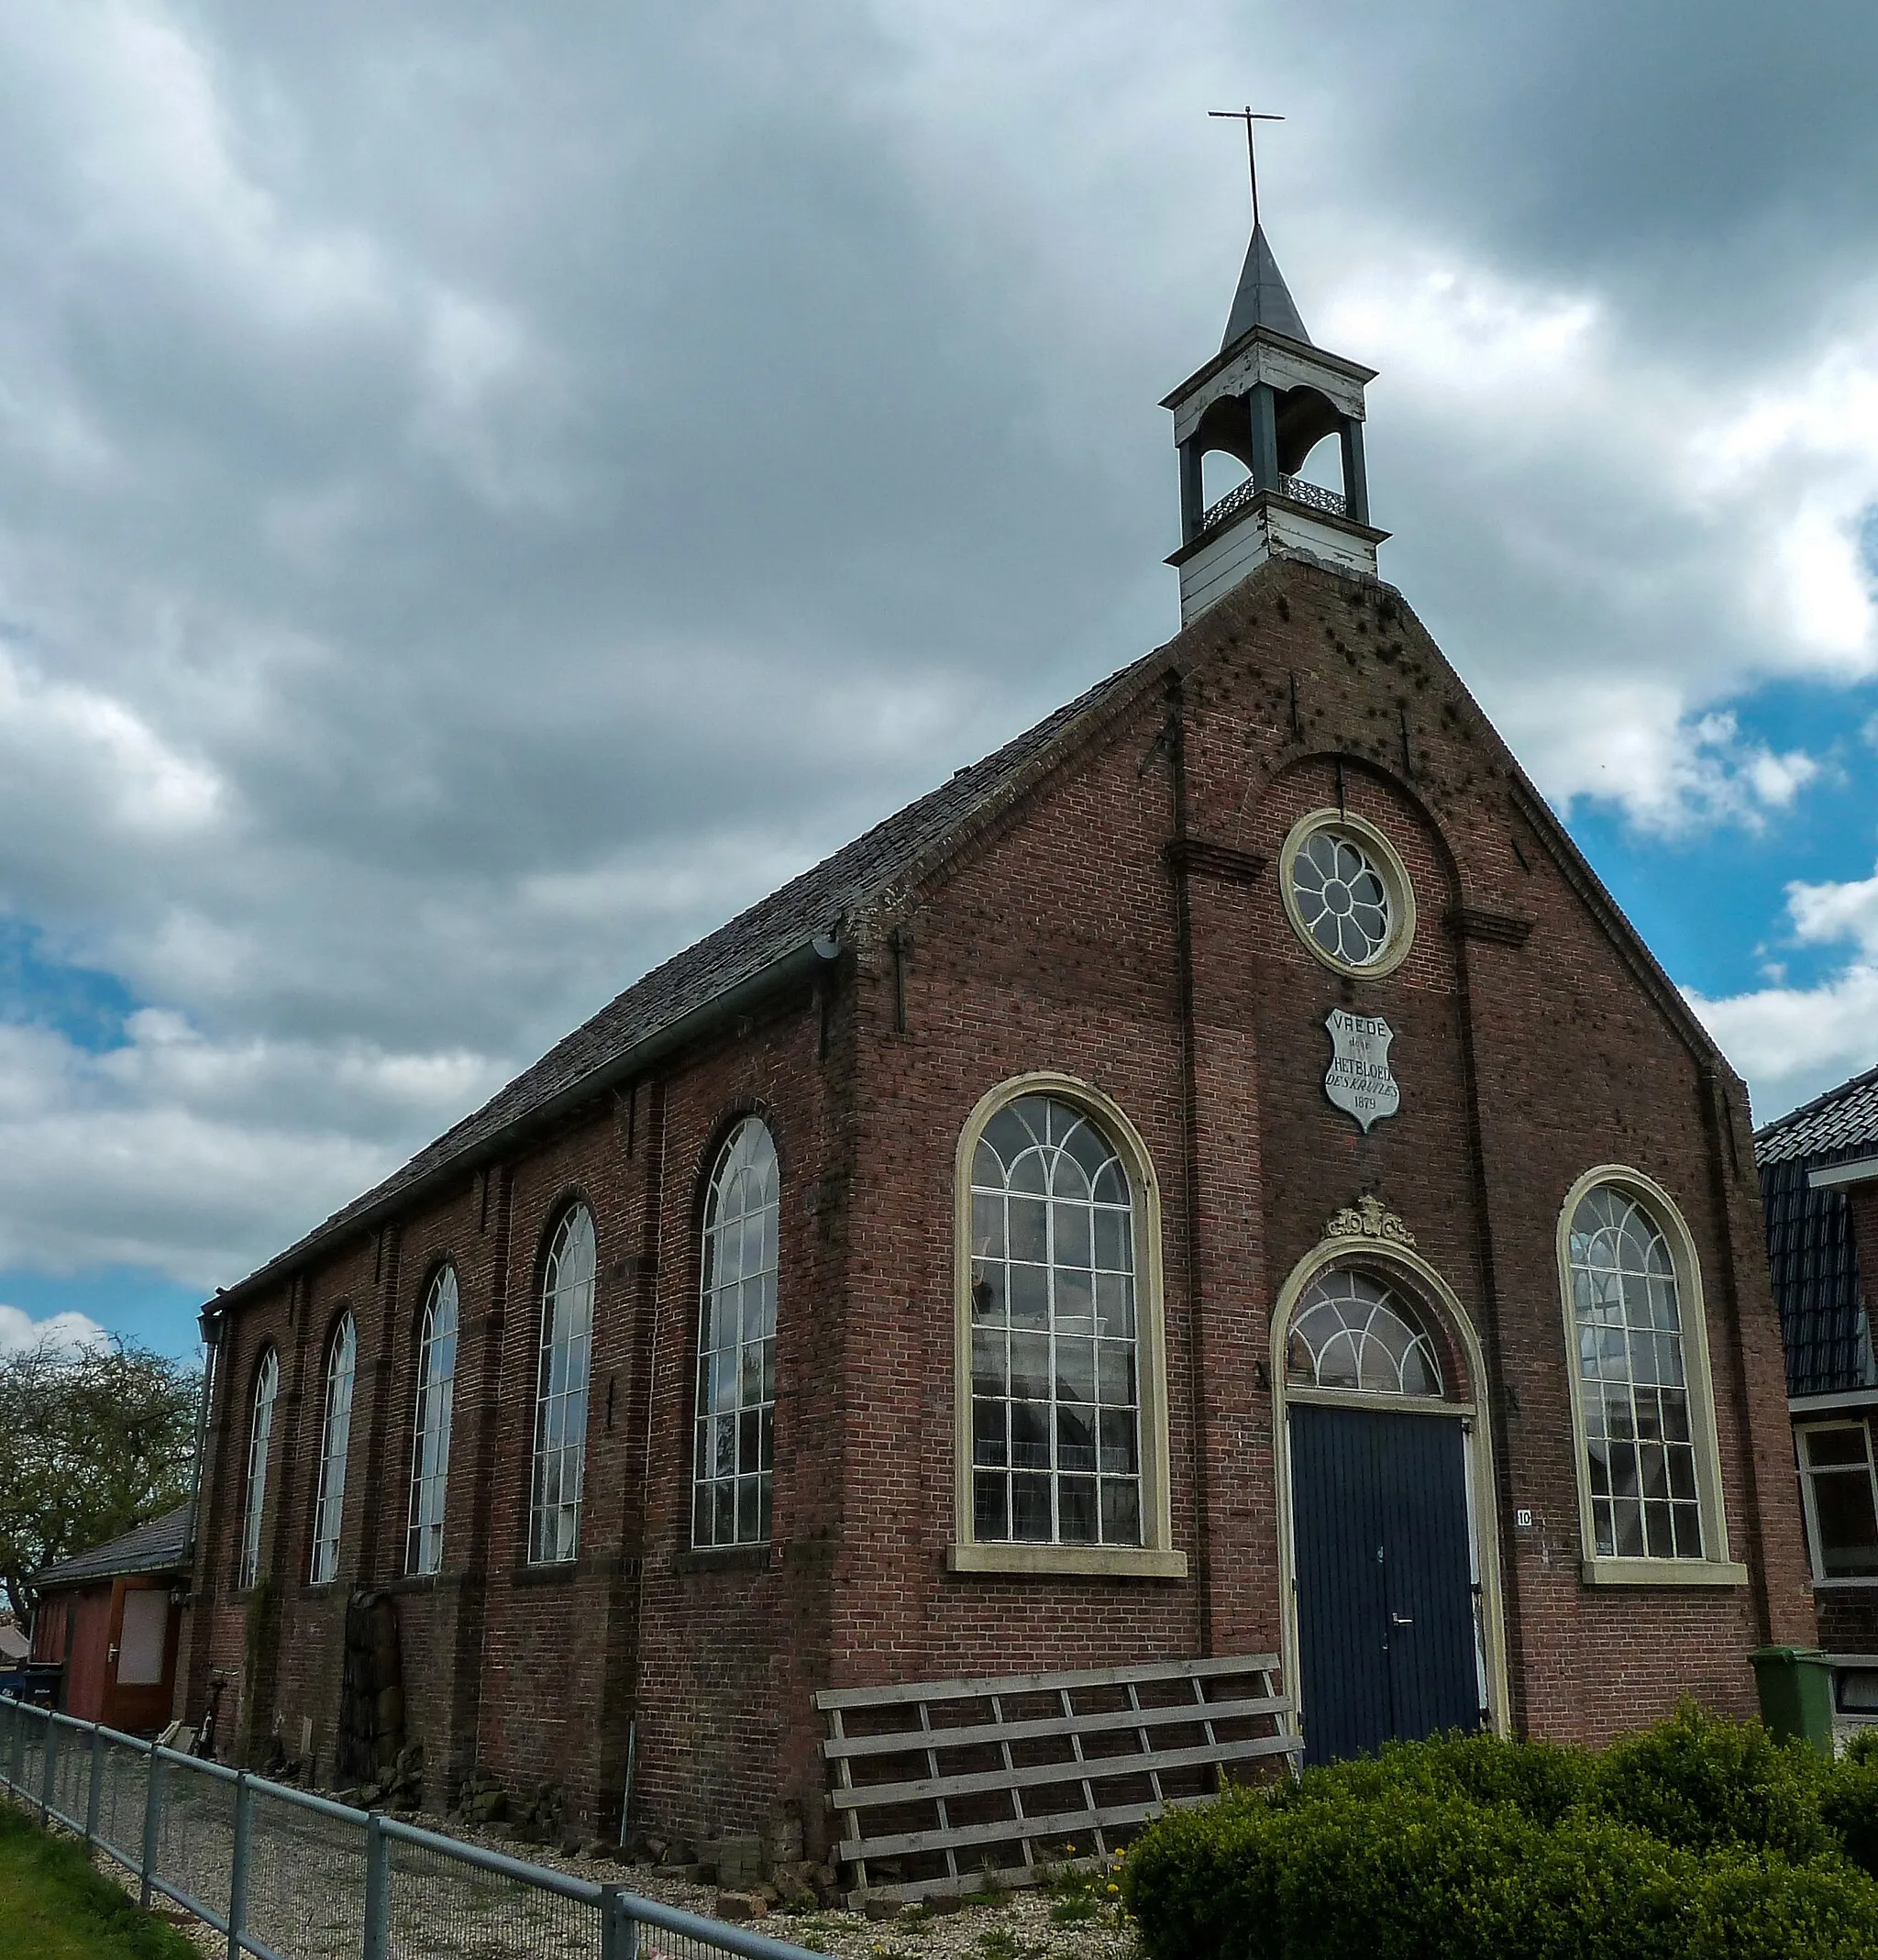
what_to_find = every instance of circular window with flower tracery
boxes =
[1278,808,1416,979]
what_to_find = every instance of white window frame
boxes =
[309,1314,356,1586]
[238,1346,279,1590]
[1285,1266,1446,1396]
[528,1204,596,1566]
[951,1072,1184,1578]
[691,1117,780,1549]
[406,1267,459,1578]
[1555,1166,1745,1587]
[1796,1418,1878,1588]
[1277,807,1418,981]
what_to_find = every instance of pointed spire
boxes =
[1221,224,1309,351]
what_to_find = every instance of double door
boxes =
[1289,1402,1481,1765]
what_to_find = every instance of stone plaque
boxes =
[1323,1008,1399,1134]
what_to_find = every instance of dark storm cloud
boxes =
[0,0,1872,1290]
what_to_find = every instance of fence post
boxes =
[40,1711,56,1824]
[85,1724,104,1847]
[139,1743,165,1910]
[362,1811,390,1960]
[7,1702,21,1794]
[599,1883,640,1960]
[227,1771,253,1960]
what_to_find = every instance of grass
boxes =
[0,1801,197,1960]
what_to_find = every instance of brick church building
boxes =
[180,215,1815,1861]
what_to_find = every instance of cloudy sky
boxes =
[3,1,1878,1360]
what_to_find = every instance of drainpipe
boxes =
[186,1301,225,1569]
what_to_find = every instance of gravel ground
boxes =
[38,1793,1141,1960]
[440,1823,1141,1960]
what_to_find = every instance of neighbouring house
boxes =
[181,213,1813,1865]
[1757,1066,1878,1739]
[0,1619,28,1665]
[31,1506,193,1735]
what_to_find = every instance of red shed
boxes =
[31,1506,192,1734]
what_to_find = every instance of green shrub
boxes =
[1845,1728,1878,1766]
[1821,1754,1878,1878]
[1591,1701,1831,1861]
[1119,1707,1878,1960]
[1122,1784,1706,1960]
[1276,1728,1593,1827]
[1687,1851,1878,1960]
[1265,1787,1532,1960]
[1496,1811,1695,1960]
[1119,1786,1285,1960]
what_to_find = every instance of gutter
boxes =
[182,1302,223,1571]
[203,933,843,1320]
[1809,1156,1878,1191]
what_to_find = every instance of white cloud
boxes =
[0,1013,503,1283]
[1303,243,1878,828]
[1690,862,1878,1119]
[0,646,221,837]
[0,0,1875,1304]
[0,1302,106,1355]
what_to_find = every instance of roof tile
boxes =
[33,1505,193,1590]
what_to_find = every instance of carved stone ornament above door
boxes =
[1324,1194,1418,1249]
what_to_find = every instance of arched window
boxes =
[1560,1171,1738,1581]
[694,1119,779,1547]
[529,1205,596,1565]
[238,1347,279,1589]
[969,1092,1143,1548]
[406,1267,459,1577]
[309,1315,356,1584]
[1286,1268,1443,1395]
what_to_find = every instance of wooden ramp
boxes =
[815,1654,1300,1904]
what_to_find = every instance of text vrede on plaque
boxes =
[1323,1008,1399,1134]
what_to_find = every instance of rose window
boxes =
[1289,829,1392,967]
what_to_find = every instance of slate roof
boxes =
[1221,224,1311,352]
[1755,1066,1878,1400]
[217,650,1162,1305]
[33,1505,193,1591]
[1756,1064,1878,1165]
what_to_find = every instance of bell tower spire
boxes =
[1163,116,1386,624]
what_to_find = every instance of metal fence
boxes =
[0,1696,820,1960]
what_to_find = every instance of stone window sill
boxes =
[1579,1557,1749,1589]
[947,1543,1188,1579]
[674,1544,772,1576]
[509,1554,618,1587]
[383,1571,467,1597]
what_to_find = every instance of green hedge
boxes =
[1119,1706,1878,1960]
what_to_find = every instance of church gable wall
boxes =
[1199,562,1810,1738]
[824,552,1808,1754]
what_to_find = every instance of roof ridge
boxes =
[1754,1058,1878,1143]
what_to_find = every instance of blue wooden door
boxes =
[1289,1403,1480,1765]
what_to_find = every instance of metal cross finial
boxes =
[1209,105,1284,231]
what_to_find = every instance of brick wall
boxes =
[182,551,1816,1847]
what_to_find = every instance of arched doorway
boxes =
[1272,1224,1508,1765]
